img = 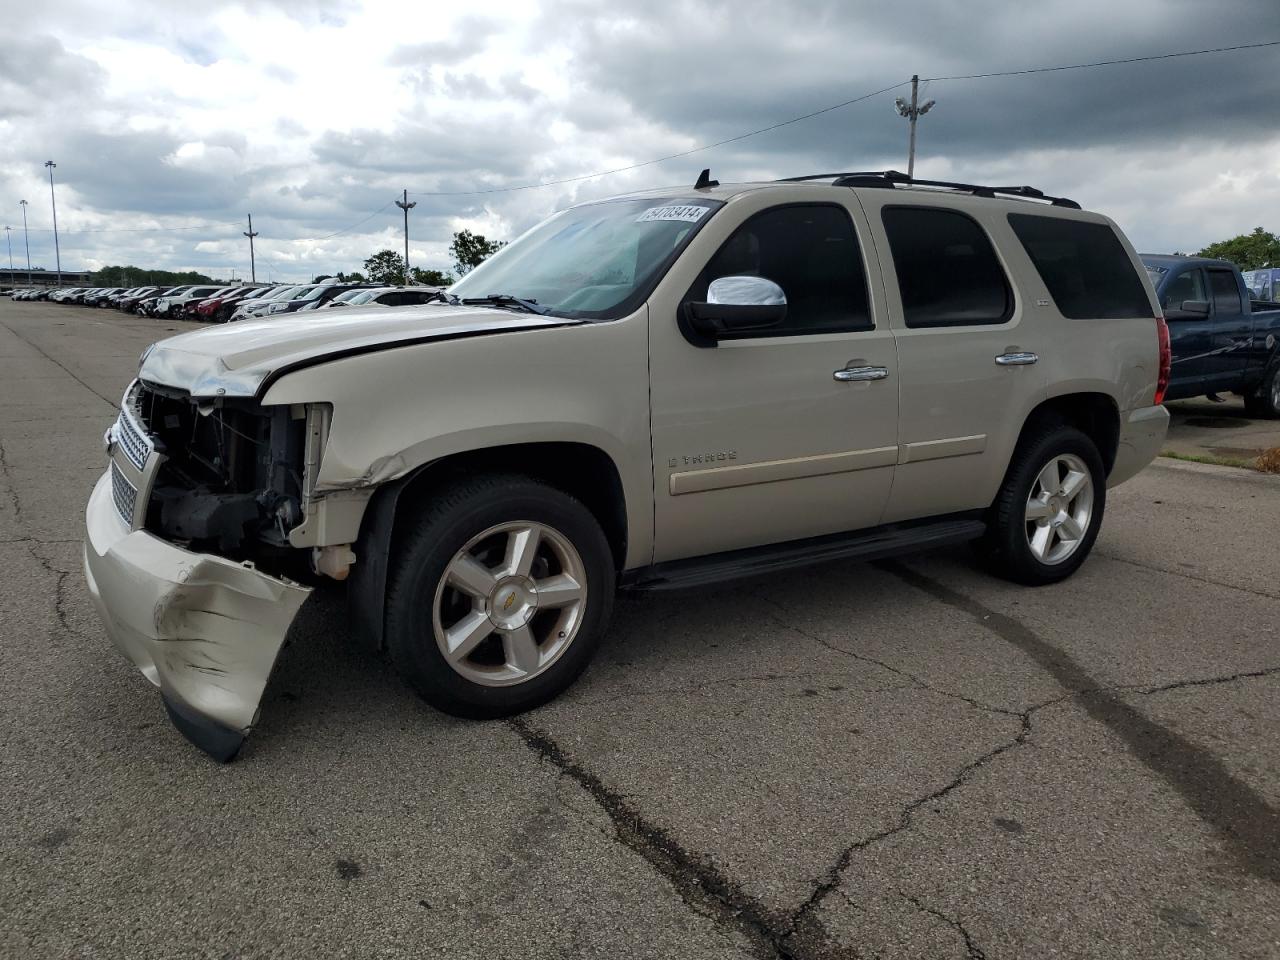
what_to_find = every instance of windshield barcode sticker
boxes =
[636,205,709,224]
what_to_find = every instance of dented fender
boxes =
[83,472,311,760]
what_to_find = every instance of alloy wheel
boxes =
[432,521,588,686]
[1024,453,1094,565]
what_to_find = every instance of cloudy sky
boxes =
[1,0,1278,281]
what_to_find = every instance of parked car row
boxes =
[8,280,446,322]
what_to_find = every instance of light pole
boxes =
[19,200,31,285]
[395,188,416,284]
[44,161,62,285]
[243,213,258,283]
[4,226,12,276]
[894,75,935,179]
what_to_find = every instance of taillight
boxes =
[1154,315,1171,406]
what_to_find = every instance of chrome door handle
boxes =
[995,352,1039,366]
[834,366,889,382]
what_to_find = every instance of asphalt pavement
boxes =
[0,298,1277,960]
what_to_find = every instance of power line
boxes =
[921,39,1280,81]
[407,80,913,197]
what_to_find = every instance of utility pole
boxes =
[395,188,416,284]
[18,200,31,285]
[44,161,62,284]
[894,76,935,179]
[243,214,259,283]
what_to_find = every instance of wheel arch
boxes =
[348,441,628,651]
[1015,392,1121,476]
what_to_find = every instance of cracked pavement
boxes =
[1,299,1278,959]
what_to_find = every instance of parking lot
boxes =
[1,298,1277,959]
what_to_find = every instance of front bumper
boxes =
[83,471,311,760]
[1108,403,1170,487]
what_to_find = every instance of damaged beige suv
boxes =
[85,170,1171,760]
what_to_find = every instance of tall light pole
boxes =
[894,75,935,179]
[19,200,31,285]
[4,226,12,276]
[243,213,258,283]
[395,188,416,284]
[44,161,62,285]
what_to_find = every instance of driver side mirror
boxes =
[1166,299,1209,320]
[684,276,787,344]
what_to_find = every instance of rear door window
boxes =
[1007,214,1151,319]
[881,207,1012,327]
[1207,269,1242,315]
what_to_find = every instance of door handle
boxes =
[995,352,1039,366]
[834,365,889,382]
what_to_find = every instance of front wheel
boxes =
[385,475,615,719]
[977,425,1106,585]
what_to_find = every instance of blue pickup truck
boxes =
[1141,255,1280,418]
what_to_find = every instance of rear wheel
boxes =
[385,475,614,719]
[1243,364,1280,419]
[977,425,1106,585]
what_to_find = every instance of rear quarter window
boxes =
[1008,214,1151,319]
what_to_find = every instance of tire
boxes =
[385,474,615,719]
[1243,363,1280,419]
[976,424,1106,586]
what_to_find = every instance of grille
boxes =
[110,460,138,527]
[116,408,152,472]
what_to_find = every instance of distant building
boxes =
[0,268,93,288]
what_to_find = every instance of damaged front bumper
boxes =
[83,471,311,761]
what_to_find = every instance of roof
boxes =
[610,170,1085,210]
[1139,254,1236,269]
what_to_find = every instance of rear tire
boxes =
[976,425,1106,585]
[385,475,615,719]
[1243,363,1280,419]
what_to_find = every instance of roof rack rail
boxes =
[778,170,1081,209]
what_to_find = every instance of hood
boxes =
[139,303,580,398]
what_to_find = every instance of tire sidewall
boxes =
[995,427,1106,585]
[387,481,614,718]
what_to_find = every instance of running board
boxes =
[622,515,986,591]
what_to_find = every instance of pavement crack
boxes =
[0,437,24,524]
[26,541,96,644]
[1096,550,1280,601]
[755,594,1021,720]
[1135,666,1280,695]
[899,893,987,959]
[509,716,805,960]
[880,559,1280,884]
[0,315,120,410]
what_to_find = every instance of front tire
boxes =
[977,425,1106,585]
[385,475,615,719]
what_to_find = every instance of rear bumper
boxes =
[83,471,311,760]
[1108,404,1170,487]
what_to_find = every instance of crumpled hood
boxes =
[139,303,579,398]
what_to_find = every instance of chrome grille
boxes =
[116,407,151,472]
[110,460,138,527]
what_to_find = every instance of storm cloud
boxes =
[0,0,1277,278]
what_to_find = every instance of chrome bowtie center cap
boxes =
[487,577,538,630]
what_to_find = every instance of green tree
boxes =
[449,229,506,276]
[1196,227,1280,271]
[410,266,453,286]
[90,265,215,287]
[363,249,406,284]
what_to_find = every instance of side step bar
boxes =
[622,515,986,591]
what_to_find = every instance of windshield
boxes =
[298,285,328,301]
[449,197,724,319]
[1143,265,1167,286]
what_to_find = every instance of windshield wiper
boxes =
[459,293,548,315]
